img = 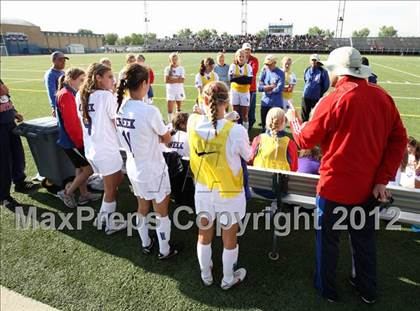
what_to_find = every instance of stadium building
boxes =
[268,23,293,36]
[0,17,104,55]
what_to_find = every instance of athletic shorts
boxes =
[88,154,123,177]
[64,147,90,168]
[195,191,246,227]
[231,90,250,107]
[167,92,185,101]
[128,170,171,204]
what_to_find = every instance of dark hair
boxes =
[0,79,3,85]
[299,146,322,161]
[116,63,149,111]
[361,57,369,66]
[202,81,229,135]
[172,112,189,131]
[199,57,215,76]
[136,54,146,62]
[408,136,417,148]
[79,63,111,126]
[57,68,85,91]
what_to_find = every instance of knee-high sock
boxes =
[156,216,171,255]
[197,242,212,276]
[136,214,151,248]
[222,245,239,283]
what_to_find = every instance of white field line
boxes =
[371,62,420,79]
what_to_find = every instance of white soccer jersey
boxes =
[194,72,219,88]
[116,98,169,183]
[76,90,121,164]
[164,65,185,95]
[228,63,253,79]
[169,130,190,157]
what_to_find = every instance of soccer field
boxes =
[1,53,420,311]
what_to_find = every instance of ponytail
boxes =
[202,81,229,136]
[116,63,149,112]
[199,59,206,76]
[116,79,127,112]
[57,75,66,91]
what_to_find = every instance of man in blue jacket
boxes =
[301,54,330,122]
[258,55,285,130]
[44,51,68,117]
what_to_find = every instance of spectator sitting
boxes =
[250,107,298,199]
[168,112,190,157]
[298,146,321,175]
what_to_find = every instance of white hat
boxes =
[264,54,277,65]
[242,42,252,50]
[323,46,371,78]
[309,54,320,62]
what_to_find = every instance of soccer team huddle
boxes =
[47,42,313,290]
[36,43,416,294]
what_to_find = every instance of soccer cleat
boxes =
[142,236,156,255]
[14,180,38,193]
[104,219,127,235]
[201,262,214,286]
[158,242,182,260]
[220,268,247,290]
[361,296,376,305]
[57,190,77,208]
[78,192,102,205]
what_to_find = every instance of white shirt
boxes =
[169,130,190,157]
[164,66,185,95]
[228,63,253,79]
[116,99,168,182]
[187,115,251,202]
[76,90,121,163]
[194,72,219,88]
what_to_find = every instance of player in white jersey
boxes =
[77,63,125,235]
[188,81,252,289]
[281,56,297,109]
[116,63,181,259]
[164,52,185,122]
[228,49,253,130]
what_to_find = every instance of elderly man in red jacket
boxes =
[286,47,407,304]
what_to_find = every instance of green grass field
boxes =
[1,53,420,311]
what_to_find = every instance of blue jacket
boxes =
[44,68,64,109]
[258,67,285,108]
[303,66,330,100]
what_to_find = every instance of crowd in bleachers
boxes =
[149,34,330,51]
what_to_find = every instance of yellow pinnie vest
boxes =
[231,64,250,93]
[198,72,216,103]
[189,115,243,198]
[282,71,293,100]
[253,133,291,171]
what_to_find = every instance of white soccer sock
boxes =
[222,245,239,284]
[156,216,171,256]
[136,214,151,248]
[197,242,212,276]
[243,121,249,130]
[167,113,173,122]
[99,200,116,214]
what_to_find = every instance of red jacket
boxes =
[149,68,154,85]
[290,76,407,204]
[248,55,259,92]
[56,87,83,149]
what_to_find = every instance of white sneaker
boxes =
[57,190,77,208]
[201,262,213,286]
[105,219,127,235]
[220,268,247,290]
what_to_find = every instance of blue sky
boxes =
[1,1,419,37]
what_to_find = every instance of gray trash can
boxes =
[14,116,75,187]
